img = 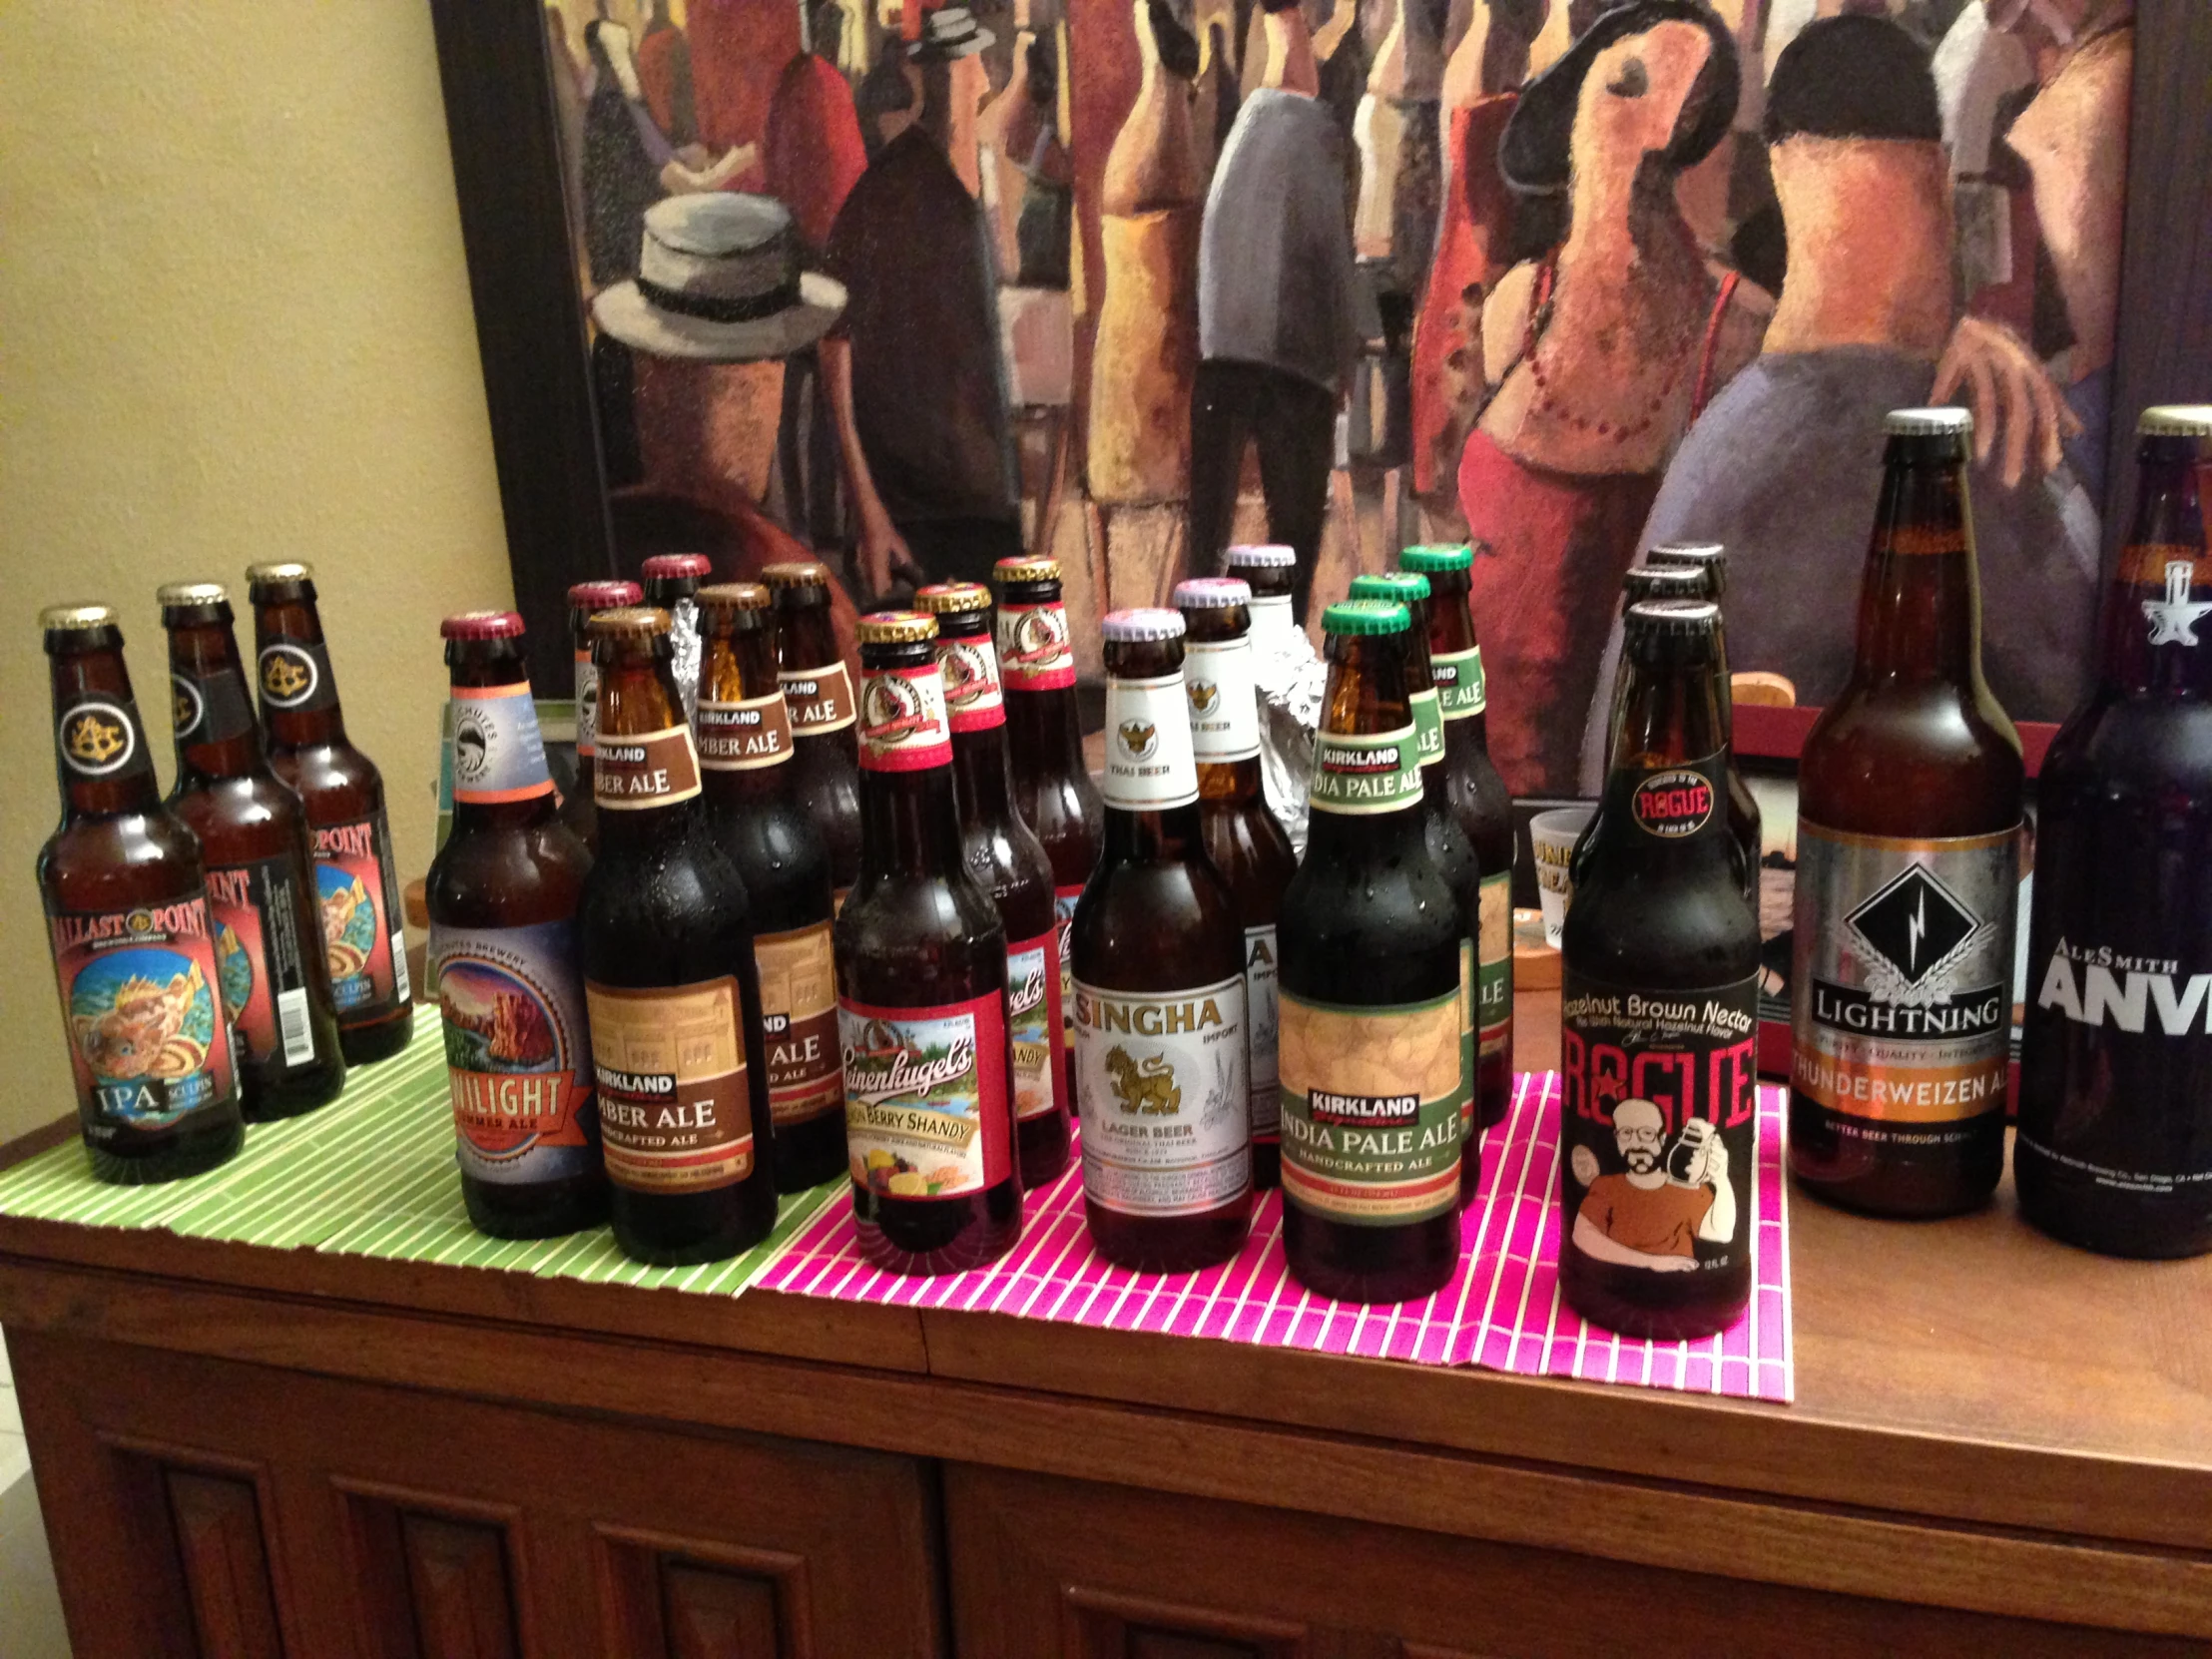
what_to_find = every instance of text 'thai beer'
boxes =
[559,578,642,854]
[763,561,862,902]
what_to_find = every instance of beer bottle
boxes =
[991,555,1103,1115]
[426,612,607,1238]
[1791,409,2023,1217]
[580,607,779,1263]
[1559,600,1759,1340]
[697,583,846,1192]
[1646,542,1762,904]
[1072,609,1252,1270]
[763,561,862,902]
[918,581,1072,1188]
[1278,601,1461,1300]
[247,562,414,1065]
[1622,564,1708,605]
[39,606,245,1182]
[1226,543,1297,633]
[2018,405,2212,1258]
[160,583,346,1120]
[559,579,642,853]
[1175,577,1296,1191]
[834,611,1022,1273]
[1402,544,1518,1135]
[641,553,712,720]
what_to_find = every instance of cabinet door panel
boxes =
[164,1469,285,1659]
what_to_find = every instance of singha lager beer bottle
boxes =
[161,583,346,1120]
[248,562,414,1065]
[1791,410,2023,1216]
[641,553,712,720]
[1560,601,1759,1339]
[919,582,1072,1188]
[1646,542,1762,904]
[427,612,606,1238]
[1226,543,1298,631]
[2018,406,2212,1258]
[581,607,779,1263]
[559,579,641,853]
[992,555,1103,1114]
[40,606,245,1182]
[1279,600,1462,1302]
[764,561,862,902]
[835,612,1022,1272]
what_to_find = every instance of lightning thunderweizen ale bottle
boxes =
[40,606,245,1182]
[427,612,606,1239]
[1790,409,2023,1217]
[764,560,862,903]
[559,578,641,854]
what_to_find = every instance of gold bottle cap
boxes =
[992,555,1060,584]
[586,606,672,641]
[245,561,314,584]
[699,582,772,613]
[40,604,117,633]
[157,581,229,608]
[856,610,938,645]
[913,581,992,616]
[2138,405,2212,437]
[761,560,831,589]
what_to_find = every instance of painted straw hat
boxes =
[591,193,846,363]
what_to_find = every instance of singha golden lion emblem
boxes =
[1104,1046,1179,1115]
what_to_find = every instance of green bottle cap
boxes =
[1398,544,1473,574]
[1350,571,1432,604]
[1322,599,1410,637]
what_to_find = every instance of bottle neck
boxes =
[1849,459,1985,693]
[50,641,163,819]
[2100,451,2212,698]
[1102,801,1210,864]
[777,602,840,672]
[167,616,270,786]
[592,648,703,832]
[1197,756,1265,803]
[951,724,1020,825]
[1247,591,1299,648]
[701,624,797,802]
[1590,640,1735,874]
[859,766,968,877]
[448,648,558,829]
[253,597,349,747]
[1004,685,1086,778]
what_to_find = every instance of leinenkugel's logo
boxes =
[843,1017,975,1105]
[1631,769,1715,838]
[258,644,318,708]
[1187,680,1221,716]
[859,672,941,747]
[60,701,136,776]
[1117,720,1159,761]
[1848,863,1981,991]
[1003,605,1068,670]
[170,675,204,740]
[938,641,996,709]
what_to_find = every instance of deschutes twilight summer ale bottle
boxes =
[581,606,779,1264]
[559,578,642,854]
[2017,405,2212,1258]
[697,583,846,1192]
[1072,609,1252,1271]
[918,581,1072,1188]
[1559,600,1759,1341]
[1278,600,1462,1303]
[1646,542,1762,904]
[160,583,346,1121]
[40,606,245,1182]
[641,553,712,720]
[764,560,862,902]
[247,562,414,1066]
[834,611,1022,1273]
[426,612,606,1239]
[1791,409,2023,1217]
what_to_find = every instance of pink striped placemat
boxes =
[758,1072,1794,1402]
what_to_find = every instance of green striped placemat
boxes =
[0,1020,839,1299]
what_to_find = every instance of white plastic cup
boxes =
[1529,807,1595,949]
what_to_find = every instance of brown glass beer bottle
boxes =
[834,611,1023,1273]
[1791,409,2023,1217]
[559,578,641,853]
[918,581,1072,1188]
[763,560,862,902]
[581,607,780,1263]
[641,553,713,719]
[161,583,346,1120]
[1621,564,1707,605]
[1646,542,1762,904]
[247,562,415,1065]
[697,583,846,1192]
[427,612,607,1238]
[40,606,246,1182]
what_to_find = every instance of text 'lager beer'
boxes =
[1559,600,1758,1341]
[2018,405,2212,1258]
[641,553,712,720]
[559,579,641,854]
[426,612,606,1240]
[764,560,862,902]
[40,606,246,1182]
[834,611,1022,1274]
[1791,409,2023,1217]
[1278,600,1462,1303]
[1646,543,1762,904]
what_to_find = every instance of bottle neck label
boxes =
[257,637,337,714]
[937,634,1006,732]
[996,601,1076,690]
[2132,545,2212,651]
[1245,924,1281,1142]
[1409,688,1445,771]
[56,695,153,783]
[1624,757,1722,841]
[1279,984,1462,1226]
[781,660,857,734]
[573,650,599,758]
[839,990,1014,1196]
[753,921,843,1126]
[1071,974,1251,1215]
[1103,673,1200,810]
[451,683,555,805]
[433,917,598,1186]
[207,853,327,1071]
[586,975,756,1193]
[1431,645,1486,719]
[699,691,794,771]
[1308,724,1421,817]
[857,661,953,773]
[594,725,704,809]
[1184,638,1261,762]
[311,812,410,1012]
[1247,594,1297,644]
[171,665,257,749]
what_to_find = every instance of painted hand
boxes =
[1931,315,2082,490]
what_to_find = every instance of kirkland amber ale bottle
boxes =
[1560,601,1759,1340]
[427,612,606,1238]
[161,583,346,1120]
[248,562,414,1065]
[1791,410,2023,1217]
[1647,542,1762,903]
[581,607,779,1263]
[919,581,1072,1188]
[697,583,845,1191]
[559,578,641,853]
[40,606,245,1182]
[1071,609,1252,1270]
[641,553,712,719]
[834,612,1022,1273]
[764,561,862,901]
[1278,600,1462,1302]
[2018,406,2212,1258]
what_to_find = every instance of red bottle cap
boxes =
[641,554,713,581]
[440,610,527,640]
[568,580,643,610]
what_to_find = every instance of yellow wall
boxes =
[0,4,515,1141]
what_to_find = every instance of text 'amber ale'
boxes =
[560,578,641,854]
[764,560,862,902]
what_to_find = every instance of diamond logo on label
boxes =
[1848,863,1980,988]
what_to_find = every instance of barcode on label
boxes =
[391,932,411,1000]
[276,988,315,1066]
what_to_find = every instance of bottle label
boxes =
[312,813,407,1013]
[1103,674,1200,811]
[1279,986,1461,1225]
[594,724,704,809]
[936,634,1006,732]
[781,661,856,735]
[857,661,953,773]
[256,638,338,714]
[170,666,256,747]
[433,919,598,1186]
[573,649,600,758]
[1477,869,1513,1058]
[754,922,842,1126]
[1055,884,1082,1047]
[996,601,1076,690]
[450,682,555,805]
[1631,768,1719,838]
[1308,725,1421,817]
[1791,823,2018,1138]
[1073,975,1251,1216]
[49,897,240,1135]
[1007,930,1065,1122]
[585,976,755,1192]
[698,692,794,771]
[1245,925,1281,1142]
[1247,593,1297,642]
[206,853,323,1069]
[1409,688,1445,772]
[1431,645,1486,719]
[839,991,1013,1197]
[1457,937,1475,1141]
[2135,545,2212,649]
[1184,638,1261,763]
[1560,969,1759,1275]
[56,696,149,780]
